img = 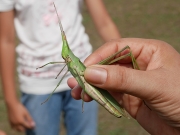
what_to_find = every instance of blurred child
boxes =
[0,0,120,135]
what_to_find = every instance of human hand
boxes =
[6,101,35,132]
[0,130,6,135]
[68,38,180,135]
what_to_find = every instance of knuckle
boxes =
[106,66,128,91]
[147,39,168,48]
[117,67,129,90]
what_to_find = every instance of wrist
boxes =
[2,87,20,107]
[5,97,19,107]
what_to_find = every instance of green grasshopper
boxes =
[37,3,139,118]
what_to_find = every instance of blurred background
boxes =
[0,0,180,134]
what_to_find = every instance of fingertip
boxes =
[81,91,93,102]
[71,85,82,100]
[67,77,78,89]
[24,111,35,128]
[30,121,36,128]
[16,125,25,132]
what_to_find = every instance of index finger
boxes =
[84,38,157,70]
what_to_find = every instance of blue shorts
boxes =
[21,90,98,135]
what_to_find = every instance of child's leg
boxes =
[62,90,98,135]
[21,92,63,135]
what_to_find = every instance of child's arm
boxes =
[85,0,121,41]
[0,10,34,132]
[0,10,18,111]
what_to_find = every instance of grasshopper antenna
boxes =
[53,2,65,36]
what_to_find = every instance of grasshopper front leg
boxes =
[41,70,69,105]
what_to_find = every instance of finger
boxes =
[68,76,93,101]
[108,91,124,106]
[81,90,93,102]
[121,94,142,118]
[71,85,82,100]
[84,64,165,101]
[24,112,35,129]
[84,38,153,66]
[67,77,78,89]
[68,78,83,100]
[13,125,25,132]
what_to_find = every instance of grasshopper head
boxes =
[61,33,71,60]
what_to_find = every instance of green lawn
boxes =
[1,0,180,134]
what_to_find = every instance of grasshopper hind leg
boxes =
[98,45,140,70]
[73,66,86,113]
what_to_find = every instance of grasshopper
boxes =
[37,3,139,118]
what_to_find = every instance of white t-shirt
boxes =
[0,0,92,94]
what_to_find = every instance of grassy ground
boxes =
[1,0,180,135]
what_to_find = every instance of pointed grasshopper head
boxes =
[61,32,71,60]
[53,3,71,60]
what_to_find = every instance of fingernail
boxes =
[85,66,107,84]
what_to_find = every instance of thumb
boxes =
[84,65,162,100]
